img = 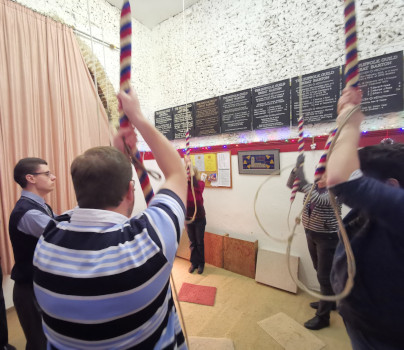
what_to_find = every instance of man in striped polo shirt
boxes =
[33,88,187,349]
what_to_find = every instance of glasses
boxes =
[31,171,53,177]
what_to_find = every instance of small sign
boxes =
[238,150,280,175]
[220,89,252,133]
[194,97,221,136]
[291,67,341,125]
[173,103,194,139]
[252,79,291,129]
[348,51,403,115]
[154,108,173,140]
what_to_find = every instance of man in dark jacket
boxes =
[327,87,404,349]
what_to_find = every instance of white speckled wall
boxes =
[152,0,404,150]
[7,0,404,294]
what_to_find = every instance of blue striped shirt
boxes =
[18,190,55,238]
[33,189,186,350]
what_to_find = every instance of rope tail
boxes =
[119,0,159,205]
[290,72,304,203]
[315,0,359,182]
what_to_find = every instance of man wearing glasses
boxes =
[9,158,56,350]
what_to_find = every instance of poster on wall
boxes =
[252,79,290,129]
[194,97,221,137]
[215,152,231,187]
[238,149,280,175]
[291,67,341,125]
[154,108,174,140]
[343,51,403,115]
[220,89,252,133]
[173,103,195,139]
[189,152,232,188]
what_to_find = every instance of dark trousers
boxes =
[13,283,47,350]
[187,217,206,268]
[305,229,338,320]
[0,267,9,347]
[345,322,402,350]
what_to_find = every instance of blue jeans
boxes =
[186,218,206,268]
[305,229,338,319]
[345,322,403,350]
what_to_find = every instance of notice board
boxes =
[220,89,252,133]
[155,108,174,140]
[190,151,232,188]
[194,97,221,136]
[346,51,403,116]
[252,79,291,129]
[173,103,195,139]
[291,66,341,125]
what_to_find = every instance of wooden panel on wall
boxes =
[223,235,258,279]
[176,229,190,260]
[255,249,299,294]
[205,232,227,268]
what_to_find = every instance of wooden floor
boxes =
[7,257,352,349]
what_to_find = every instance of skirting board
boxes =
[255,249,299,294]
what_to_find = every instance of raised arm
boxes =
[286,154,307,190]
[116,88,187,205]
[326,87,363,187]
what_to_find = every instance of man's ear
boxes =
[127,180,135,201]
[25,174,36,185]
[386,178,400,188]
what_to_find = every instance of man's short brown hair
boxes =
[71,147,133,209]
[14,157,48,188]
[359,143,404,189]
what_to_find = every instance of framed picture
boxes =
[238,149,280,175]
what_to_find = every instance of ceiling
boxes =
[105,0,201,29]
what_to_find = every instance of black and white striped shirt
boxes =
[33,189,187,350]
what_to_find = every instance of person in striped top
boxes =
[287,156,341,330]
[33,88,187,349]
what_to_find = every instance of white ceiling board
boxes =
[105,0,201,29]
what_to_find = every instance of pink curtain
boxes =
[0,0,111,274]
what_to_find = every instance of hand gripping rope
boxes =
[256,0,361,301]
[119,2,188,347]
[119,1,159,205]
[182,3,197,224]
[292,0,360,300]
[314,0,359,182]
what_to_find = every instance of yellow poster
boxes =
[204,153,217,171]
